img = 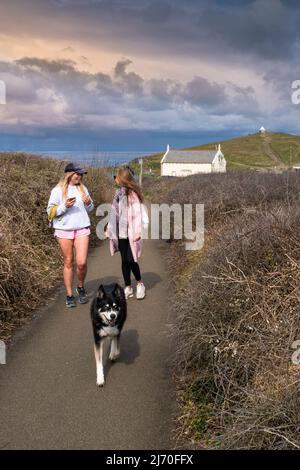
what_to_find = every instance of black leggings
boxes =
[118,238,141,286]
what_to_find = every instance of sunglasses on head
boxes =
[113,166,135,183]
[126,166,135,176]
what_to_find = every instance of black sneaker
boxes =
[76,286,88,304]
[66,295,76,308]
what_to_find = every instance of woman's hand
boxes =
[82,194,92,206]
[65,197,76,208]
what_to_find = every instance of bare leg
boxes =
[94,342,105,386]
[74,235,89,288]
[57,238,74,297]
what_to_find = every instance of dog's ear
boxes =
[97,284,106,300]
[112,283,124,300]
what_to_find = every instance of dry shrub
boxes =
[0,152,111,342]
[142,175,178,202]
[163,171,300,227]
[152,171,300,449]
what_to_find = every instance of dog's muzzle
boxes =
[108,314,116,326]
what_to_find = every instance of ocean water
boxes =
[31,150,157,168]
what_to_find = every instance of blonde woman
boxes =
[47,162,94,308]
[106,166,146,300]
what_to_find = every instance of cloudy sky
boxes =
[0,0,299,151]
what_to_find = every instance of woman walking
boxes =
[106,166,146,300]
[47,162,94,307]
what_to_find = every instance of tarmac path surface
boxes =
[0,238,176,450]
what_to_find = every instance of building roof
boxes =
[162,149,217,164]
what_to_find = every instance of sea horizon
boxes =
[0,149,159,168]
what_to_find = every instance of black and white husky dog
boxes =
[90,283,127,386]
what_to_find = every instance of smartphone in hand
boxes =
[66,197,76,208]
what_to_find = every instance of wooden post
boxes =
[139,158,143,186]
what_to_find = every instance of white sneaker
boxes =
[136,282,146,300]
[124,286,133,299]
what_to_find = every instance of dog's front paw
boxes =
[96,376,105,387]
[109,352,120,362]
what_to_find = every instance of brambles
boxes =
[149,170,300,449]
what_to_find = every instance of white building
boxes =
[160,144,226,177]
[259,126,266,133]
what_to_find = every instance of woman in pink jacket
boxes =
[106,166,146,299]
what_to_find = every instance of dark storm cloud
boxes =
[114,59,144,94]
[16,57,78,74]
[146,78,181,104]
[1,0,299,63]
[71,0,300,61]
[0,0,298,146]
[202,0,297,60]
[183,77,226,107]
[0,56,259,134]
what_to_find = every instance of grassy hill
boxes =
[132,131,300,176]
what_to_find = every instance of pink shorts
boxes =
[54,227,91,239]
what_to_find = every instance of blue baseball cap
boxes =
[64,162,87,175]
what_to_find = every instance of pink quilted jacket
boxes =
[107,189,142,262]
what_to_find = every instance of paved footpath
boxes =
[0,238,177,449]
